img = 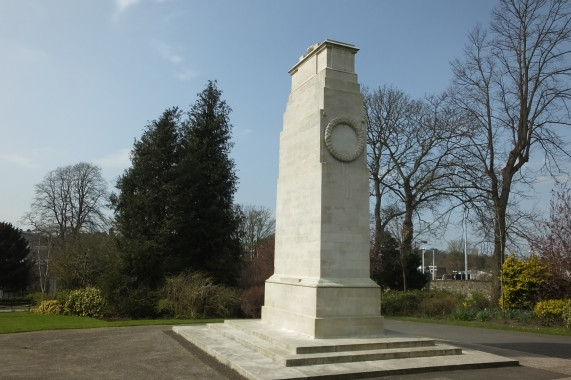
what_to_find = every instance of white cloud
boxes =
[151,38,183,64]
[114,0,167,16]
[114,0,141,14]
[0,153,35,169]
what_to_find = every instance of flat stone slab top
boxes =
[173,320,518,380]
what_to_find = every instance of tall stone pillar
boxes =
[262,40,384,338]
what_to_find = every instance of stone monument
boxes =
[173,40,518,379]
[261,39,384,338]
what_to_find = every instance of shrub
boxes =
[155,297,172,317]
[500,308,536,323]
[418,291,460,317]
[475,308,492,322]
[463,292,490,310]
[33,300,64,315]
[55,290,71,305]
[381,290,424,316]
[101,282,161,319]
[26,292,50,306]
[241,285,265,318]
[562,302,571,329]
[64,287,105,318]
[534,299,568,322]
[450,307,478,321]
[164,271,241,318]
[500,254,547,310]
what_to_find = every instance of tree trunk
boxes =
[491,200,507,307]
[400,201,414,291]
[373,179,383,257]
[490,175,511,306]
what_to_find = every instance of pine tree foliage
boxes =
[0,222,32,291]
[177,81,241,285]
[370,231,427,291]
[112,81,241,291]
[113,107,182,289]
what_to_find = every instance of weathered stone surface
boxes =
[261,39,383,339]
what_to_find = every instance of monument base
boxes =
[262,276,384,338]
[173,320,519,380]
[262,306,384,339]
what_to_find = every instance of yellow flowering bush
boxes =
[33,300,64,315]
[500,254,547,310]
[64,287,105,318]
[534,299,568,321]
[563,302,571,329]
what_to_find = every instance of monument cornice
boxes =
[289,39,359,75]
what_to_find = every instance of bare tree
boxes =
[450,0,571,304]
[32,231,54,294]
[531,182,571,296]
[364,86,463,289]
[25,162,109,241]
[446,240,465,273]
[236,205,275,261]
[23,163,109,293]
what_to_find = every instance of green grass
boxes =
[2,312,569,337]
[386,315,571,336]
[0,312,223,334]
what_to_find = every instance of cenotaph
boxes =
[173,40,518,380]
[261,39,384,338]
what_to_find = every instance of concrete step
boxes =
[209,320,462,367]
[207,323,291,361]
[173,323,519,380]
[223,319,437,354]
[283,345,463,367]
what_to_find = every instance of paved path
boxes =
[383,319,571,380]
[0,320,569,379]
[0,325,244,380]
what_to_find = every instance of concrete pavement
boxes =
[0,320,569,379]
[0,325,246,380]
[383,319,571,380]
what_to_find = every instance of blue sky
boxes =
[1,0,529,246]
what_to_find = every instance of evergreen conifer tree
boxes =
[0,222,32,292]
[112,107,182,289]
[176,81,242,285]
[112,81,241,297]
[371,231,427,290]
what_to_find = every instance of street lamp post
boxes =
[421,240,427,274]
[464,206,468,280]
[432,249,435,281]
[422,247,425,274]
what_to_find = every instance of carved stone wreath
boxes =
[324,117,366,162]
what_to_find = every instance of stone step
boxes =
[208,321,463,367]
[207,323,291,361]
[223,319,437,354]
[283,345,463,367]
[173,324,519,380]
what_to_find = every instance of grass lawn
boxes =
[2,312,569,336]
[387,315,571,336]
[0,312,223,334]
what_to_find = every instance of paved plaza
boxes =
[1,320,570,379]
